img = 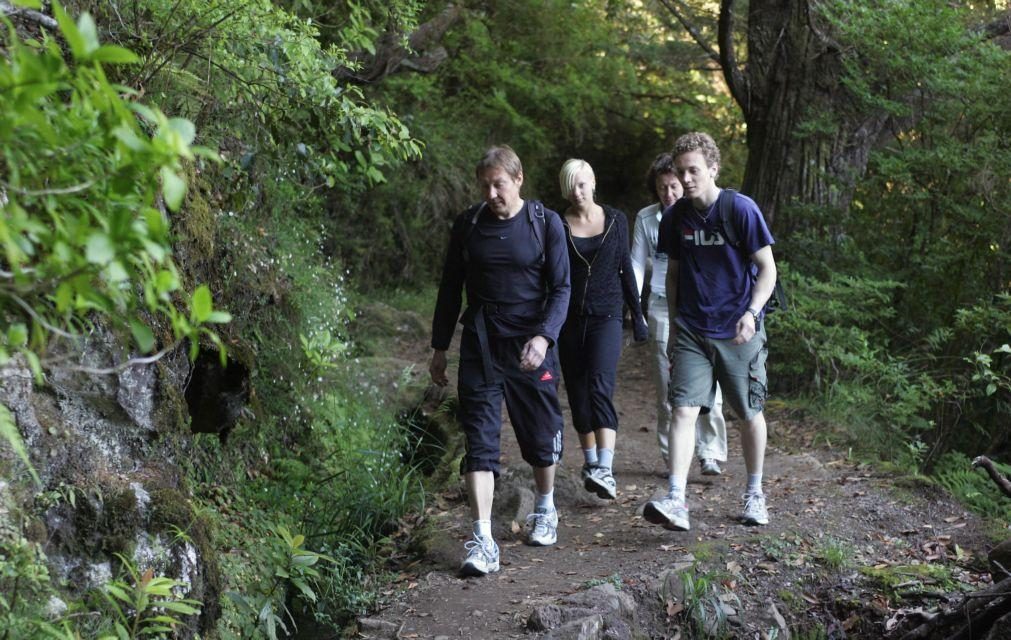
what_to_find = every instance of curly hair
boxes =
[671,132,721,169]
[645,152,677,199]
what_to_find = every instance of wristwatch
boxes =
[747,307,761,323]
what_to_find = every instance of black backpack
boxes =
[716,189,789,313]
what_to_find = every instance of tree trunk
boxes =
[721,0,885,234]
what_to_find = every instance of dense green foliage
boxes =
[0,1,229,375]
[769,0,1010,470]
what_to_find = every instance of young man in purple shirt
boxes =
[645,132,778,531]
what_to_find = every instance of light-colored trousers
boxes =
[647,296,728,462]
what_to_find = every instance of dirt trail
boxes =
[360,329,1000,639]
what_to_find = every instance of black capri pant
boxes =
[557,314,622,434]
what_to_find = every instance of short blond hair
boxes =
[559,158,594,200]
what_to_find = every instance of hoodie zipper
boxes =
[566,212,615,315]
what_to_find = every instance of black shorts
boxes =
[457,330,564,476]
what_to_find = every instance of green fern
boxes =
[933,452,1011,523]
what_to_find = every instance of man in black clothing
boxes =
[430,145,571,576]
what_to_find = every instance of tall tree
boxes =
[656,0,1010,231]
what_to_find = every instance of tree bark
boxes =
[719,0,885,233]
[0,0,58,30]
[341,4,462,83]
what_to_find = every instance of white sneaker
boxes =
[460,534,500,576]
[526,508,558,546]
[740,492,769,526]
[584,466,617,500]
[643,496,690,531]
[700,458,723,476]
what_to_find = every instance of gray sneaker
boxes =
[584,466,617,500]
[460,534,500,576]
[700,458,723,476]
[643,496,690,531]
[740,492,769,525]
[526,508,559,546]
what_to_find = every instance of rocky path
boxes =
[358,327,1004,639]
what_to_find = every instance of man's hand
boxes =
[519,336,549,371]
[429,349,449,386]
[733,313,757,345]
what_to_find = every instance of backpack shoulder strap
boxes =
[459,202,486,263]
[718,188,741,249]
[527,200,546,259]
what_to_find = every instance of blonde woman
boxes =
[557,158,647,500]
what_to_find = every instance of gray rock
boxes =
[528,604,564,631]
[655,568,686,604]
[357,617,399,638]
[560,583,636,619]
[543,614,604,640]
[117,362,156,431]
[0,332,216,638]
[530,582,638,638]
[529,605,600,630]
[601,618,632,640]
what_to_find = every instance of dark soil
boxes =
[358,328,1007,639]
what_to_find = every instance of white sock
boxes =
[583,448,598,466]
[597,448,614,470]
[535,490,555,512]
[667,474,687,501]
[747,473,763,495]
[473,519,492,539]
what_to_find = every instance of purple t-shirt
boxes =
[656,190,774,339]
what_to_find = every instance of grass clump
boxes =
[814,537,853,571]
[859,563,960,600]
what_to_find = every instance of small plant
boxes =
[0,536,57,640]
[677,569,735,638]
[225,525,333,640]
[97,554,202,638]
[815,537,853,571]
[300,329,348,372]
[582,572,622,590]
[895,438,929,475]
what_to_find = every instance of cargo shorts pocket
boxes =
[747,343,768,412]
[748,375,767,411]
